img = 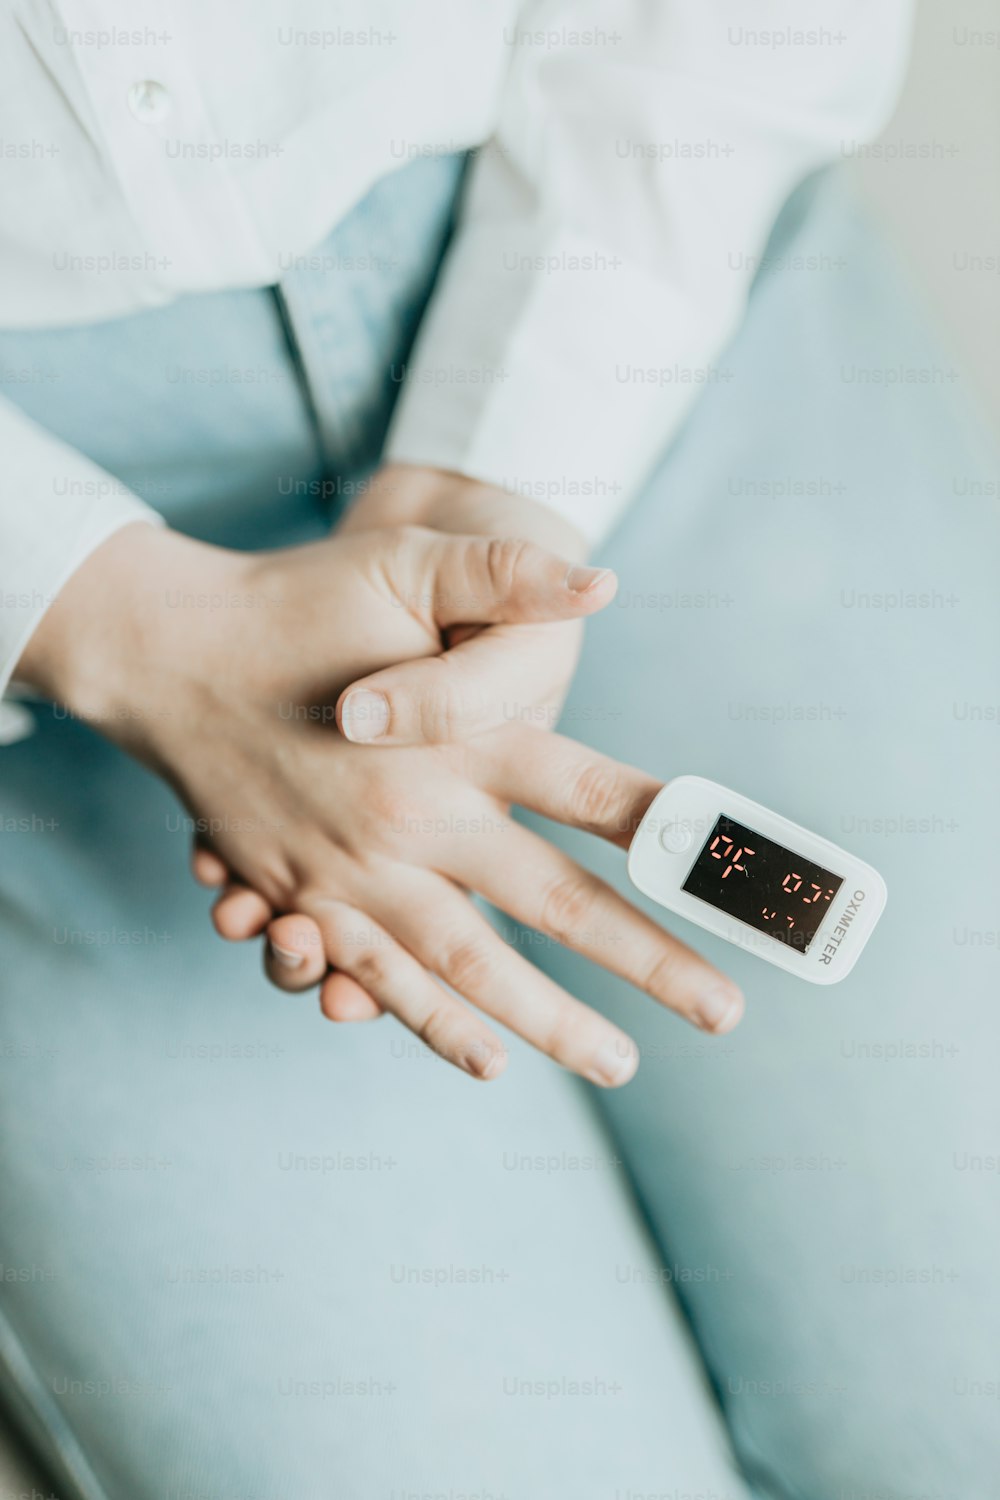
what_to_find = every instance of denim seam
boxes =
[270,283,331,470]
[0,1306,114,1500]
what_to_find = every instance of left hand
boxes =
[193,719,745,1076]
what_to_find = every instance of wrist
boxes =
[16,523,249,744]
[342,463,590,562]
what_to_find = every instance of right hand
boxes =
[19,521,744,1086]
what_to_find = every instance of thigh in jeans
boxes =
[0,708,757,1500]
[513,171,1000,1499]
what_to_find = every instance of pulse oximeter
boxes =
[627,776,887,983]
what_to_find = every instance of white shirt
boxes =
[0,0,912,735]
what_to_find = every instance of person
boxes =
[2,4,997,1497]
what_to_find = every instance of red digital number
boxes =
[710,834,755,879]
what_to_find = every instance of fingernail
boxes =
[587,1038,639,1088]
[269,941,305,970]
[566,565,612,594]
[696,983,744,1034]
[341,690,390,742]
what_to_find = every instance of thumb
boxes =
[411,531,617,630]
[338,625,572,746]
[336,532,616,746]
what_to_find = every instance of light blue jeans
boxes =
[1,156,997,1500]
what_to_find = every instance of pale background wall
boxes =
[1,0,997,1494]
[848,0,1000,431]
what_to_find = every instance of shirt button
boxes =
[127,80,171,124]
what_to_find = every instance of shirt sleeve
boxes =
[386,0,914,543]
[0,396,163,744]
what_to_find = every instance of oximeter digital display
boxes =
[681,814,842,953]
[627,777,886,984]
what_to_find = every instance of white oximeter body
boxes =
[627,776,887,984]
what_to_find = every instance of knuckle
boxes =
[350,942,391,994]
[484,536,531,602]
[438,935,493,995]
[414,1001,457,1058]
[567,759,628,833]
[639,943,686,1001]
[303,896,391,987]
[539,873,599,946]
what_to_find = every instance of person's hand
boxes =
[326,463,598,745]
[191,712,746,1086]
[192,461,603,1012]
[19,520,744,1086]
[191,725,747,1077]
[191,461,744,1061]
[192,459,610,1015]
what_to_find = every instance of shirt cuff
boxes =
[1,399,164,744]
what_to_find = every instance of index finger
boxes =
[473,725,662,848]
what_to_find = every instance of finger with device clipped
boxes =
[447,819,744,1036]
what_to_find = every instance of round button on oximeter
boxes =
[627,776,887,984]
